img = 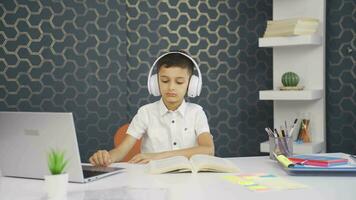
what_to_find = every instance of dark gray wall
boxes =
[0,0,129,161]
[0,0,354,161]
[0,0,273,160]
[325,0,356,153]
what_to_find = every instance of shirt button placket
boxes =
[171,114,177,150]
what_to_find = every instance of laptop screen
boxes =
[0,112,85,182]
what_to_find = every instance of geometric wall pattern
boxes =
[124,0,273,157]
[0,0,128,161]
[325,0,356,154]
[0,0,277,161]
[2,0,354,159]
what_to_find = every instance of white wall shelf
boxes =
[259,0,326,155]
[259,89,323,100]
[260,140,325,154]
[259,35,322,47]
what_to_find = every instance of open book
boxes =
[147,154,239,174]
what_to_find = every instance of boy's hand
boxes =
[128,153,162,164]
[89,150,113,167]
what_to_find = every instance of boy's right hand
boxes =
[89,150,113,167]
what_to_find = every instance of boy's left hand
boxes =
[128,153,162,164]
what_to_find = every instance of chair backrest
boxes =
[113,123,141,162]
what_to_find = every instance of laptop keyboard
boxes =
[83,169,108,178]
[82,165,123,178]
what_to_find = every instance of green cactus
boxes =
[281,72,299,87]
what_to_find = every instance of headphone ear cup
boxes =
[187,75,199,98]
[149,74,160,96]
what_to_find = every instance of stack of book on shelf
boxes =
[263,18,319,37]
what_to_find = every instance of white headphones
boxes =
[147,51,202,98]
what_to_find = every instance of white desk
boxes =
[1,156,356,200]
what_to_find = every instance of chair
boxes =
[113,123,141,162]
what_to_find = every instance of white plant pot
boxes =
[44,173,68,200]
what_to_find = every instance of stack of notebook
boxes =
[288,155,348,167]
[275,153,356,175]
[263,18,319,37]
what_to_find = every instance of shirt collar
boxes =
[159,98,186,117]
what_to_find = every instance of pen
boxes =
[271,127,281,136]
[274,128,280,137]
[288,118,298,137]
[281,127,286,137]
[280,128,291,155]
[293,160,308,166]
[275,128,290,155]
[265,128,273,137]
[268,128,277,137]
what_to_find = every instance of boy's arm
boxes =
[167,132,215,157]
[89,134,137,166]
[109,134,138,162]
[129,132,214,164]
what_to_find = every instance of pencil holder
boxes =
[269,136,293,160]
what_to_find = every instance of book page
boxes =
[190,154,239,173]
[148,156,192,174]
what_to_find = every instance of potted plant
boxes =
[280,71,304,90]
[44,149,69,200]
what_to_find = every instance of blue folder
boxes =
[278,153,356,176]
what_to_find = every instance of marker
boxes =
[274,128,280,137]
[284,121,289,136]
[281,129,286,137]
[265,128,273,137]
[288,118,298,137]
[268,128,277,137]
[273,153,294,168]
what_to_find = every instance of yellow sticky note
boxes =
[237,180,256,186]
[242,176,257,180]
[223,175,241,184]
[247,185,269,191]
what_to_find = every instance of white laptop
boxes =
[0,111,123,183]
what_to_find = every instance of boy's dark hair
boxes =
[157,52,194,76]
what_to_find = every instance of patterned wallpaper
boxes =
[0,0,273,160]
[124,0,273,158]
[0,0,129,160]
[0,0,354,161]
[326,0,356,154]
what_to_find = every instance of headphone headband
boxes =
[147,51,202,97]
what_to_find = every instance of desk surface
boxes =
[1,155,356,200]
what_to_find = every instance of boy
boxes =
[89,51,214,166]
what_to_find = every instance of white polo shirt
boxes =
[127,98,210,153]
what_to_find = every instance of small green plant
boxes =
[47,149,69,175]
[281,71,300,87]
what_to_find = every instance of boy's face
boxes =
[158,66,190,106]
